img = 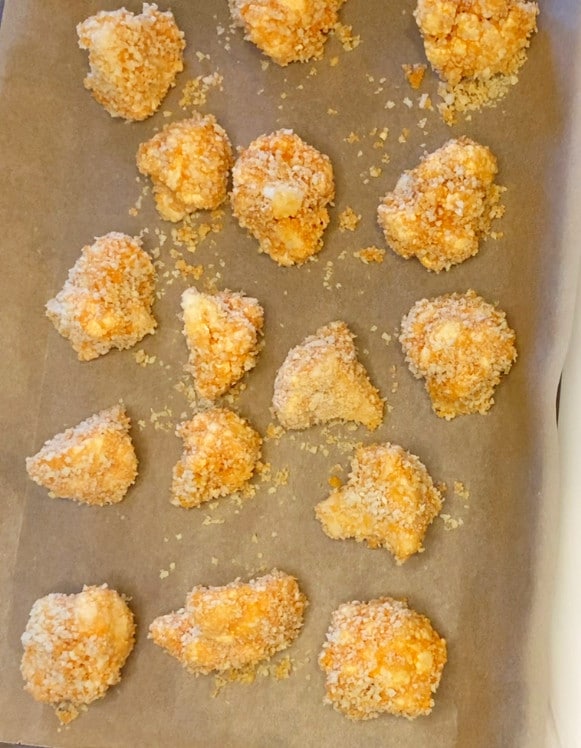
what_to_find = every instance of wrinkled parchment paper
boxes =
[2,1,581,746]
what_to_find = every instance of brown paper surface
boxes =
[2,1,581,746]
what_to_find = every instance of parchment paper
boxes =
[1,1,581,746]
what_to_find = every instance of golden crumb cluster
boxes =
[26,405,137,506]
[231,130,335,266]
[402,62,427,89]
[181,287,264,400]
[229,0,345,66]
[21,585,135,724]
[319,597,447,720]
[171,408,262,508]
[378,138,504,272]
[354,246,385,264]
[273,321,383,430]
[316,443,443,563]
[137,114,233,222]
[149,570,307,673]
[415,0,539,116]
[46,232,156,361]
[77,3,185,121]
[400,290,517,419]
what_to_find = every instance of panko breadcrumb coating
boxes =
[316,443,443,564]
[414,0,539,116]
[229,0,345,66]
[77,3,185,121]
[149,570,307,674]
[46,232,156,361]
[377,138,504,272]
[273,321,383,430]
[21,585,135,724]
[400,290,517,419]
[25,404,138,506]
[231,130,335,266]
[181,287,264,400]
[319,597,447,720]
[137,114,233,222]
[171,408,262,508]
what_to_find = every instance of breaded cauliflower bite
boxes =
[378,138,504,272]
[77,3,185,121]
[181,287,264,401]
[316,443,443,564]
[231,130,335,266]
[26,404,138,506]
[273,321,383,430]
[229,0,345,66]
[319,597,447,720]
[137,114,234,222]
[400,290,517,419]
[172,408,262,508]
[414,0,538,115]
[46,232,156,361]
[21,585,135,724]
[149,570,307,674]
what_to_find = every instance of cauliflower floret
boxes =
[149,570,307,673]
[229,0,345,66]
[77,3,185,121]
[273,321,384,430]
[181,287,264,401]
[21,585,135,724]
[378,137,504,272]
[137,114,233,222]
[400,290,517,419]
[26,404,138,506]
[171,408,262,508]
[414,0,539,118]
[319,597,447,720]
[231,130,335,266]
[46,233,156,361]
[316,443,443,563]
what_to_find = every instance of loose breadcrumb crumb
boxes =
[319,597,447,720]
[21,585,135,723]
[211,654,294,697]
[149,570,307,673]
[453,480,470,500]
[316,443,443,563]
[172,210,224,254]
[46,233,156,361]
[378,138,504,272]
[400,290,517,419]
[273,321,384,430]
[77,4,185,121]
[414,0,539,120]
[179,73,224,109]
[174,258,204,281]
[440,513,464,530]
[229,0,346,66]
[181,287,264,400]
[232,129,335,266]
[171,408,262,508]
[133,349,157,367]
[265,423,285,441]
[26,405,137,506]
[333,21,361,52]
[402,63,427,89]
[353,247,386,264]
[137,114,233,222]
[338,207,361,232]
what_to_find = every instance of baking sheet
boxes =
[1,1,581,746]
